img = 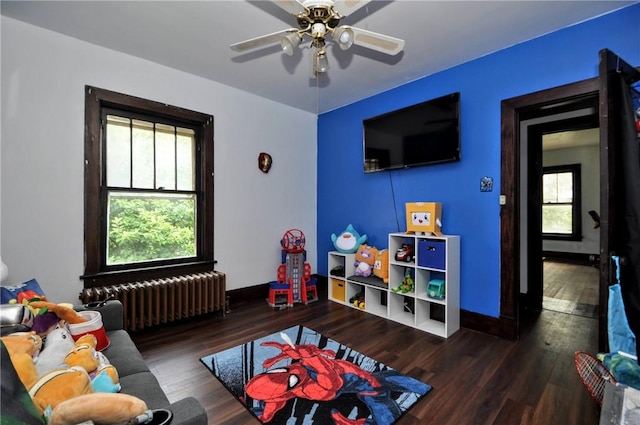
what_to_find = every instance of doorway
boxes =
[500,49,640,353]
[523,112,600,318]
[499,77,600,341]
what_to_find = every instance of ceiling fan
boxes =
[230,0,405,76]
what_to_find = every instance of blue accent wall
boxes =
[317,4,640,318]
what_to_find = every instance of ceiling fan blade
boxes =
[230,29,298,52]
[347,26,404,56]
[332,0,372,17]
[273,0,306,16]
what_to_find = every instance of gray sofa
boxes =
[1,300,207,425]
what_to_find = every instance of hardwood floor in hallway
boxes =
[543,260,599,318]
[132,290,600,425]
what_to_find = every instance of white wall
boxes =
[542,144,600,255]
[1,17,318,303]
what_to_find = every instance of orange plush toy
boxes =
[373,249,390,284]
[2,333,147,425]
[1,332,42,389]
[354,244,378,277]
[29,301,87,326]
[64,334,120,393]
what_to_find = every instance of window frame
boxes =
[83,86,214,287]
[541,163,582,241]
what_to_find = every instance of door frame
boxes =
[499,77,601,341]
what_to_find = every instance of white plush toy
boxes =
[35,323,76,376]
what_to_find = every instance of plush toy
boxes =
[47,393,148,425]
[354,245,377,277]
[30,366,95,413]
[29,301,87,326]
[35,323,76,376]
[331,224,367,254]
[1,332,42,389]
[28,301,87,340]
[1,331,92,413]
[2,333,145,424]
[64,334,120,393]
[373,249,390,283]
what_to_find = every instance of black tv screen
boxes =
[363,92,460,173]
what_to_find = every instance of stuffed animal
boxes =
[29,301,87,326]
[64,334,120,393]
[29,300,87,339]
[1,331,92,413]
[35,323,76,376]
[354,245,377,277]
[1,332,42,389]
[2,333,145,424]
[47,392,148,425]
[373,249,390,283]
[331,224,367,254]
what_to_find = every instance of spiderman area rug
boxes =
[200,325,431,425]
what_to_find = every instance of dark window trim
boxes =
[542,163,582,241]
[83,86,214,288]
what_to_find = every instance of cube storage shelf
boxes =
[328,233,460,338]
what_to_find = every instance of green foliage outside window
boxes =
[107,196,196,265]
[542,204,572,234]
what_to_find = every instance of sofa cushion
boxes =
[102,330,150,377]
[119,371,170,410]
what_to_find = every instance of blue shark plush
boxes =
[331,224,367,254]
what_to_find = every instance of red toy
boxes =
[395,243,414,262]
[281,229,306,253]
[268,229,317,308]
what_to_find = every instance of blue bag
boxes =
[608,256,637,357]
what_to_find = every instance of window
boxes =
[542,164,582,241]
[83,86,214,287]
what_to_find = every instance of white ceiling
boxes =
[543,127,599,151]
[1,0,635,114]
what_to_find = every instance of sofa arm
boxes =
[74,300,124,331]
[165,397,208,425]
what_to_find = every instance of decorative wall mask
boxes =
[258,152,273,173]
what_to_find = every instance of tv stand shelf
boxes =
[328,233,460,338]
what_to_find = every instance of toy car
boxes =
[349,291,365,309]
[427,279,446,300]
[395,244,414,262]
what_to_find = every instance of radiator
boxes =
[80,271,226,332]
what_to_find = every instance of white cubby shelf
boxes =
[328,232,460,338]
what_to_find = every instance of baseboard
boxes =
[227,274,327,307]
[230,275,504,338]
[542,250,599,266]
[460,309,501,337]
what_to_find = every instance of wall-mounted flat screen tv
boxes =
[363,92,460,173]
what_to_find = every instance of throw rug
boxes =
[200,325,431,424]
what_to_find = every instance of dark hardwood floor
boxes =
[543,260,599,319]
[132,280,600,425]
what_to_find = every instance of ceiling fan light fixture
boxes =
[280,32,301,56]
[333,26,354,50]
[315,48,330,73]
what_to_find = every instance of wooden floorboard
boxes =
[131,285,601,425]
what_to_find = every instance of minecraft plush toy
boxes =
[331,224,367,254]
[354,245,377,277]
